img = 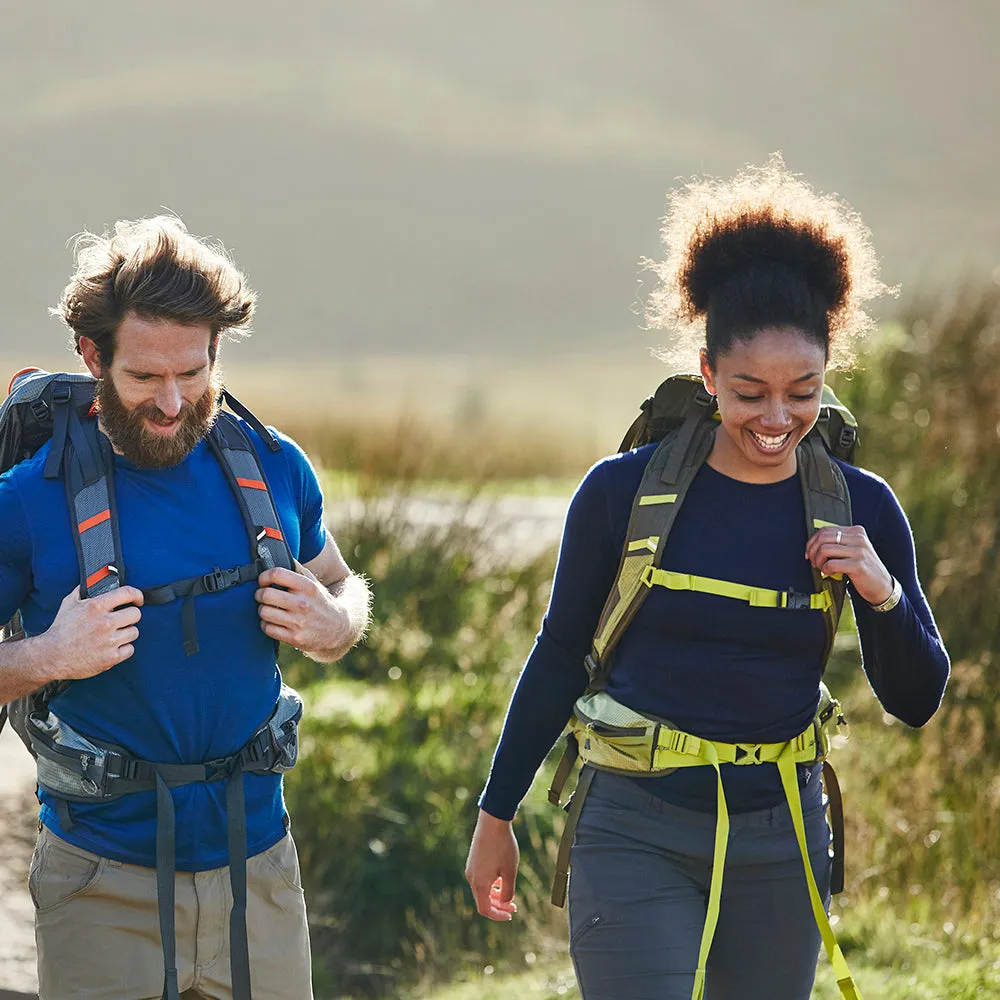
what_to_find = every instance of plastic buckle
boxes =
[640,565,655,588]
[106,754,138,781]
[838,425,857,451]
[782,589,812,611]
[733,743,764,765]
[51,383,72,405]
[29,398,50,422]
[202,566,241,593]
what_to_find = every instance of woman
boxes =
[464,157,950,1000]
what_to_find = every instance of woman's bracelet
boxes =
[868,576,903,613]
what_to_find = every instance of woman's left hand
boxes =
[805,525,895,607]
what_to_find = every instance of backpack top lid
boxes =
[0,370,99,479]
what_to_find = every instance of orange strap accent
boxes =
[86,565,113,588]
[236,477,267,490]
[7,367,43,395]
[78,509,111,533]
[261,526,283,540]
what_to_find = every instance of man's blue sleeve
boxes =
[273,430,328,564]
[0,471,33,623]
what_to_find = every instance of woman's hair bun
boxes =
[642,154,896,370]
[683,215,849,319]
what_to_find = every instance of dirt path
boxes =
[0,723,39,997]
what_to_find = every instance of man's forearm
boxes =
[302,573,372,663]
[0,632,56,705]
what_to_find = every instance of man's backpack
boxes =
[0,368,295,749]
[0,367,303,1000]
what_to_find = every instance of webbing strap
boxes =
[548,732,578,807]
[551,764,595,907]
[42,386,71,479]
[824,761,846,896]
[641,567,832,611]
[777,757,862,999]
[692,746,727,1000]
[226,767,253,1000]
[155,773,180,1000]
[152,763,254,1000]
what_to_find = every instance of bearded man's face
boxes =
[86,313,221,468]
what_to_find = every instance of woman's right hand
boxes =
[465,809,520,921]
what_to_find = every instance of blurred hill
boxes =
[1,1,997,363]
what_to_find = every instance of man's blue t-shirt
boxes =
[0,420,328,871]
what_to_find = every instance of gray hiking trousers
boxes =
[568,768,832,1000]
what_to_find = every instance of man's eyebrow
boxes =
[730,372,822,384]
[121,364,207,377]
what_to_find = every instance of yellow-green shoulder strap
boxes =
[797,431,853,665]
[588,379,716,687]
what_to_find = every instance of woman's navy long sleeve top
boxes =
[480,445,950,820]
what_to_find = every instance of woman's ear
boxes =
[699,348,717,396]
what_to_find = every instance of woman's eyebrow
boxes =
[730,372,822,383]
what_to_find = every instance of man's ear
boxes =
[699,348,717,396]
[79,337,104,379]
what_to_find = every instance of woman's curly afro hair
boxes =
[642,153,895,370]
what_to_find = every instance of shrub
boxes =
[830,284,1000,933]
[282,494,566,998]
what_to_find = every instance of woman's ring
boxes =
[835,530,843,545]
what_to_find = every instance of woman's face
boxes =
[699,326,826,483]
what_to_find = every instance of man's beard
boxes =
[95,370,222,469]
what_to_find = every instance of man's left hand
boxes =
[255,561,353,655]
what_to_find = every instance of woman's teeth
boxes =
[749,430,791,452]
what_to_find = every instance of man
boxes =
[0,216,371,1000]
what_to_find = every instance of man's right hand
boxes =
[39,586,144,682]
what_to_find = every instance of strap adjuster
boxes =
[781,589,813,611]
[202,566,242,593]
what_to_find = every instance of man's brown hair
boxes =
[53,215,256,365]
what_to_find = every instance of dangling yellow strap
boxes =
[641,567,832,611]
[691,745,729,1000]
[777,757,863,1000]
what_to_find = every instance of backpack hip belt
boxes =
[548,686,855,1000]
[26,684,303,1000]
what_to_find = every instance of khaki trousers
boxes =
[30,825,313,1000]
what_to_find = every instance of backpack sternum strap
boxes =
[640,567,833,611]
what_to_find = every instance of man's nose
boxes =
[155,382,183,418]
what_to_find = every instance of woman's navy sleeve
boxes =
[850,477,950,727]
[479,460,623,821]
